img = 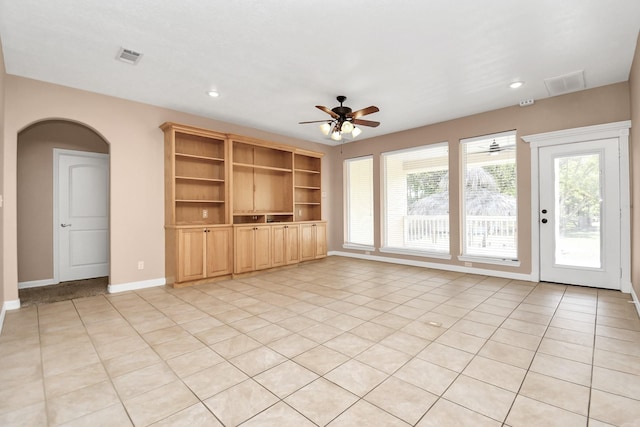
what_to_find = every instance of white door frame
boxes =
[53,149,110,285]
[522,121,631,293]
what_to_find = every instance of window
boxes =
[382,143,450,256]
[461,131,517,261]
[344,156,374,248]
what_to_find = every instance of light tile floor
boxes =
[1,257,640,426]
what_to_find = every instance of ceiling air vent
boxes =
[116,47,143,65]
[544,70,585,96]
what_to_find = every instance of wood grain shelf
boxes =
[233,162,292,173]
[176,176,224,183]
[175,153,224,162]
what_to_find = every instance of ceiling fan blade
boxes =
[348,106,379,119]
[299,120,332,124]
[316,105,340,119]
[352,118,380,128]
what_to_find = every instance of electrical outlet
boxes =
[137,261,144,270]
[202,209,208,219]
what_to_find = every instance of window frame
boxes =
[380,142,452,259]
[458,130,520,266]
[343,155,375,251]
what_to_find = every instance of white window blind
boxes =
[461,131,518,260]
[382,143,449,255]
[344,156,374,247]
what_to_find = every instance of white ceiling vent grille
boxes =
[544,70,585,96]
[116,47,143,65]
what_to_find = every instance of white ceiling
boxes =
[1,0,639,145]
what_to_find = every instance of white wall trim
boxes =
[0,303,6,335]
[0,300,22,336]
[329,251,533,282]
[18,278,58,289]
[522,121,631,290]
[108,278,166,293]
[630,286,640,319]
[5,300,21,310]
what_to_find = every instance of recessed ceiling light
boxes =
[509,81,524,89]
[207,90,220,97]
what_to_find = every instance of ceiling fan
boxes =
[299,95,380,141]
[484,139,516,155]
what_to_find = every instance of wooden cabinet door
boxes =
[271,225,286,267]
[286,224,300,264]
[206,227,233,277]
[314,222,327,259]
[300,223,316,261]
[177,228,206,282]
[234,226,255,274]
[254,226,272,271]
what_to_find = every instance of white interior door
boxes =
[57,150,109,281]
[538,139,620,289]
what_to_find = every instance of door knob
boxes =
[541,218,548,224]
[61,223,72,227]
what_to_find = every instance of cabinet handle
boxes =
[61,223,72,227]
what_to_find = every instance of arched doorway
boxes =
[17,120,110,303]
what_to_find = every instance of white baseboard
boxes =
[0,300,22,336]
[108,278,166,294]
[328,251,534,282]
[0,303,5,335]
[631,286,640,319]
[18,278,58,289]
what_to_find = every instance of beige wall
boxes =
[630,31,640,300]
[17,121,109,283]
[2,75,330,301]
[327,82,631,277]
[0,39,5,309]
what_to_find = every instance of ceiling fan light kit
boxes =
[300,95,380,142]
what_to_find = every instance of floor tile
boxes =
[183,361,248,400]
[394,358,458,395]
[519,371,589,416]
[589,389,640,426]
[323,332,375,357]
[165,347,224,378]
[253,360,318,398]
[591,366,640,400]
[112,362,177,400]
[529,353,592,386]
[124,380,199,427]
[365,376,438,425]
[284,378,358,426]
[443,375,516,422]
[230,346,287,376]
[416,342,474,372]
[293,345,349,375]
[462,356,526,392]
[505,395,587,427]
[240,401,315,427]
[327,400,410,426]
[478,340,535,369]
[3,258,640,426]
[416,398,501,427]
[47,381,120,426]
[325,359,388,396]
[355,343,412,374]
[203,379,278,427]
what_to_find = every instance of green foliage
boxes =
[557,154,600,232]
[407,171,448,209]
